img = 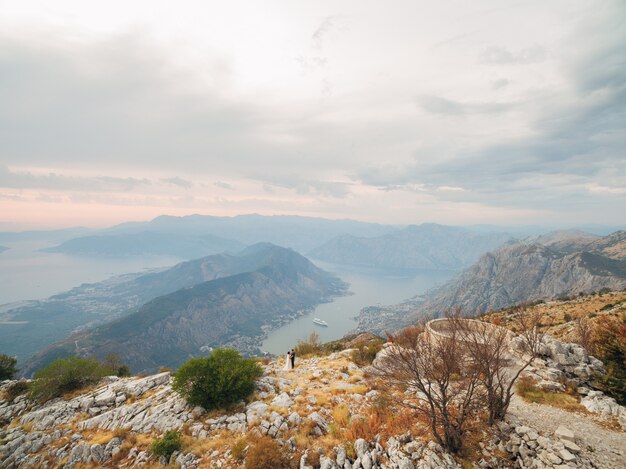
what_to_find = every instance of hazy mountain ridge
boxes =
[43,214,396,256]
[354,231,626,333]
[20,244,347,375]
[1,244,340,363]
[41,231,245,258]
[309,223,513,270]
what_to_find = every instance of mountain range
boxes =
[354,230,626,333]
[309,223,512,270]
[39,214,395,257]
[20,244,347,375]
[41,231,245,258]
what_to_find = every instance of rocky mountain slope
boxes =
[2,323,625,469]
[2,243,343,363]
[355,231,626,332]
[309,224,512,271]
[20,244,347,375]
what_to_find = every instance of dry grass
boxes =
[120,432,154,453]
[517,376,587,413]
[243,435,289,469]
[19,421,34,433]
[83,429,116,445]
[231,437,248,461]
[349,385,369,395]
[488,290,626,341]
[267,405,290,417]
[332,404,350,427]
[62,383,103,401]
[197,429,238,454]
[133,463,179,469]
[181,434,216,457]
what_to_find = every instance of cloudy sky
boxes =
[1,0,624,229]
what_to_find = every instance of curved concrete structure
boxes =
[426,318,514,345]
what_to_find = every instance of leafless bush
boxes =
[374,322,482,453]
[452,306,544,425]
[573,316,596,355]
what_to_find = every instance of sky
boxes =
[0,0,625,229]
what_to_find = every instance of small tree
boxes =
[150,430,181,458]
[29,356,108,402]
[101,353,132,377]
[374,323,482,453]
[452,306,544,425]
[173,348,263,410]
[295,331,322,356]
[0,354,18,380]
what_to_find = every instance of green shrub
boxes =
[101,353,132,377]
[350,341,383,366]
[0,354,17,380]
[29,356,108,402]
[172,349,263,410]
[295,332,323,356]
[150,430,181,458]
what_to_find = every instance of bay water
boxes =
[261,261,454,355]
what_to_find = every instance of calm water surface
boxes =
[0,241,182,304]
[0,245,455,356]
[262,261,454,355]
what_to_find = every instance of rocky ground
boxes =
[1,332,625,468]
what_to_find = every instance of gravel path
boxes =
[509,395,626,469]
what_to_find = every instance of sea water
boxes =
[261,260,454,355]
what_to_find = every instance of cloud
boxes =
[214,181,235,190]
[262,177,352,198]
[0,165,150,192]
[491,78,510,90]
[161,177,193,189]
[357,4,626,216]
[311,15,348,49]
[0,34,265,174]
[480,45,546,65]
[0,1,624,227]
[416,95,513,116]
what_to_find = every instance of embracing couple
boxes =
[284,348,296,370]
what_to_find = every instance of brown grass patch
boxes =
[349,385,369,395]
[63,383,103,401]
[332,404,350,427]
[83,429,116,445]
[180,434,215,456]
[517,376,587,412]
[231,437,248,461]
[244,434,290,469]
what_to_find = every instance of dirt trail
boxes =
[508,395,626,469]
